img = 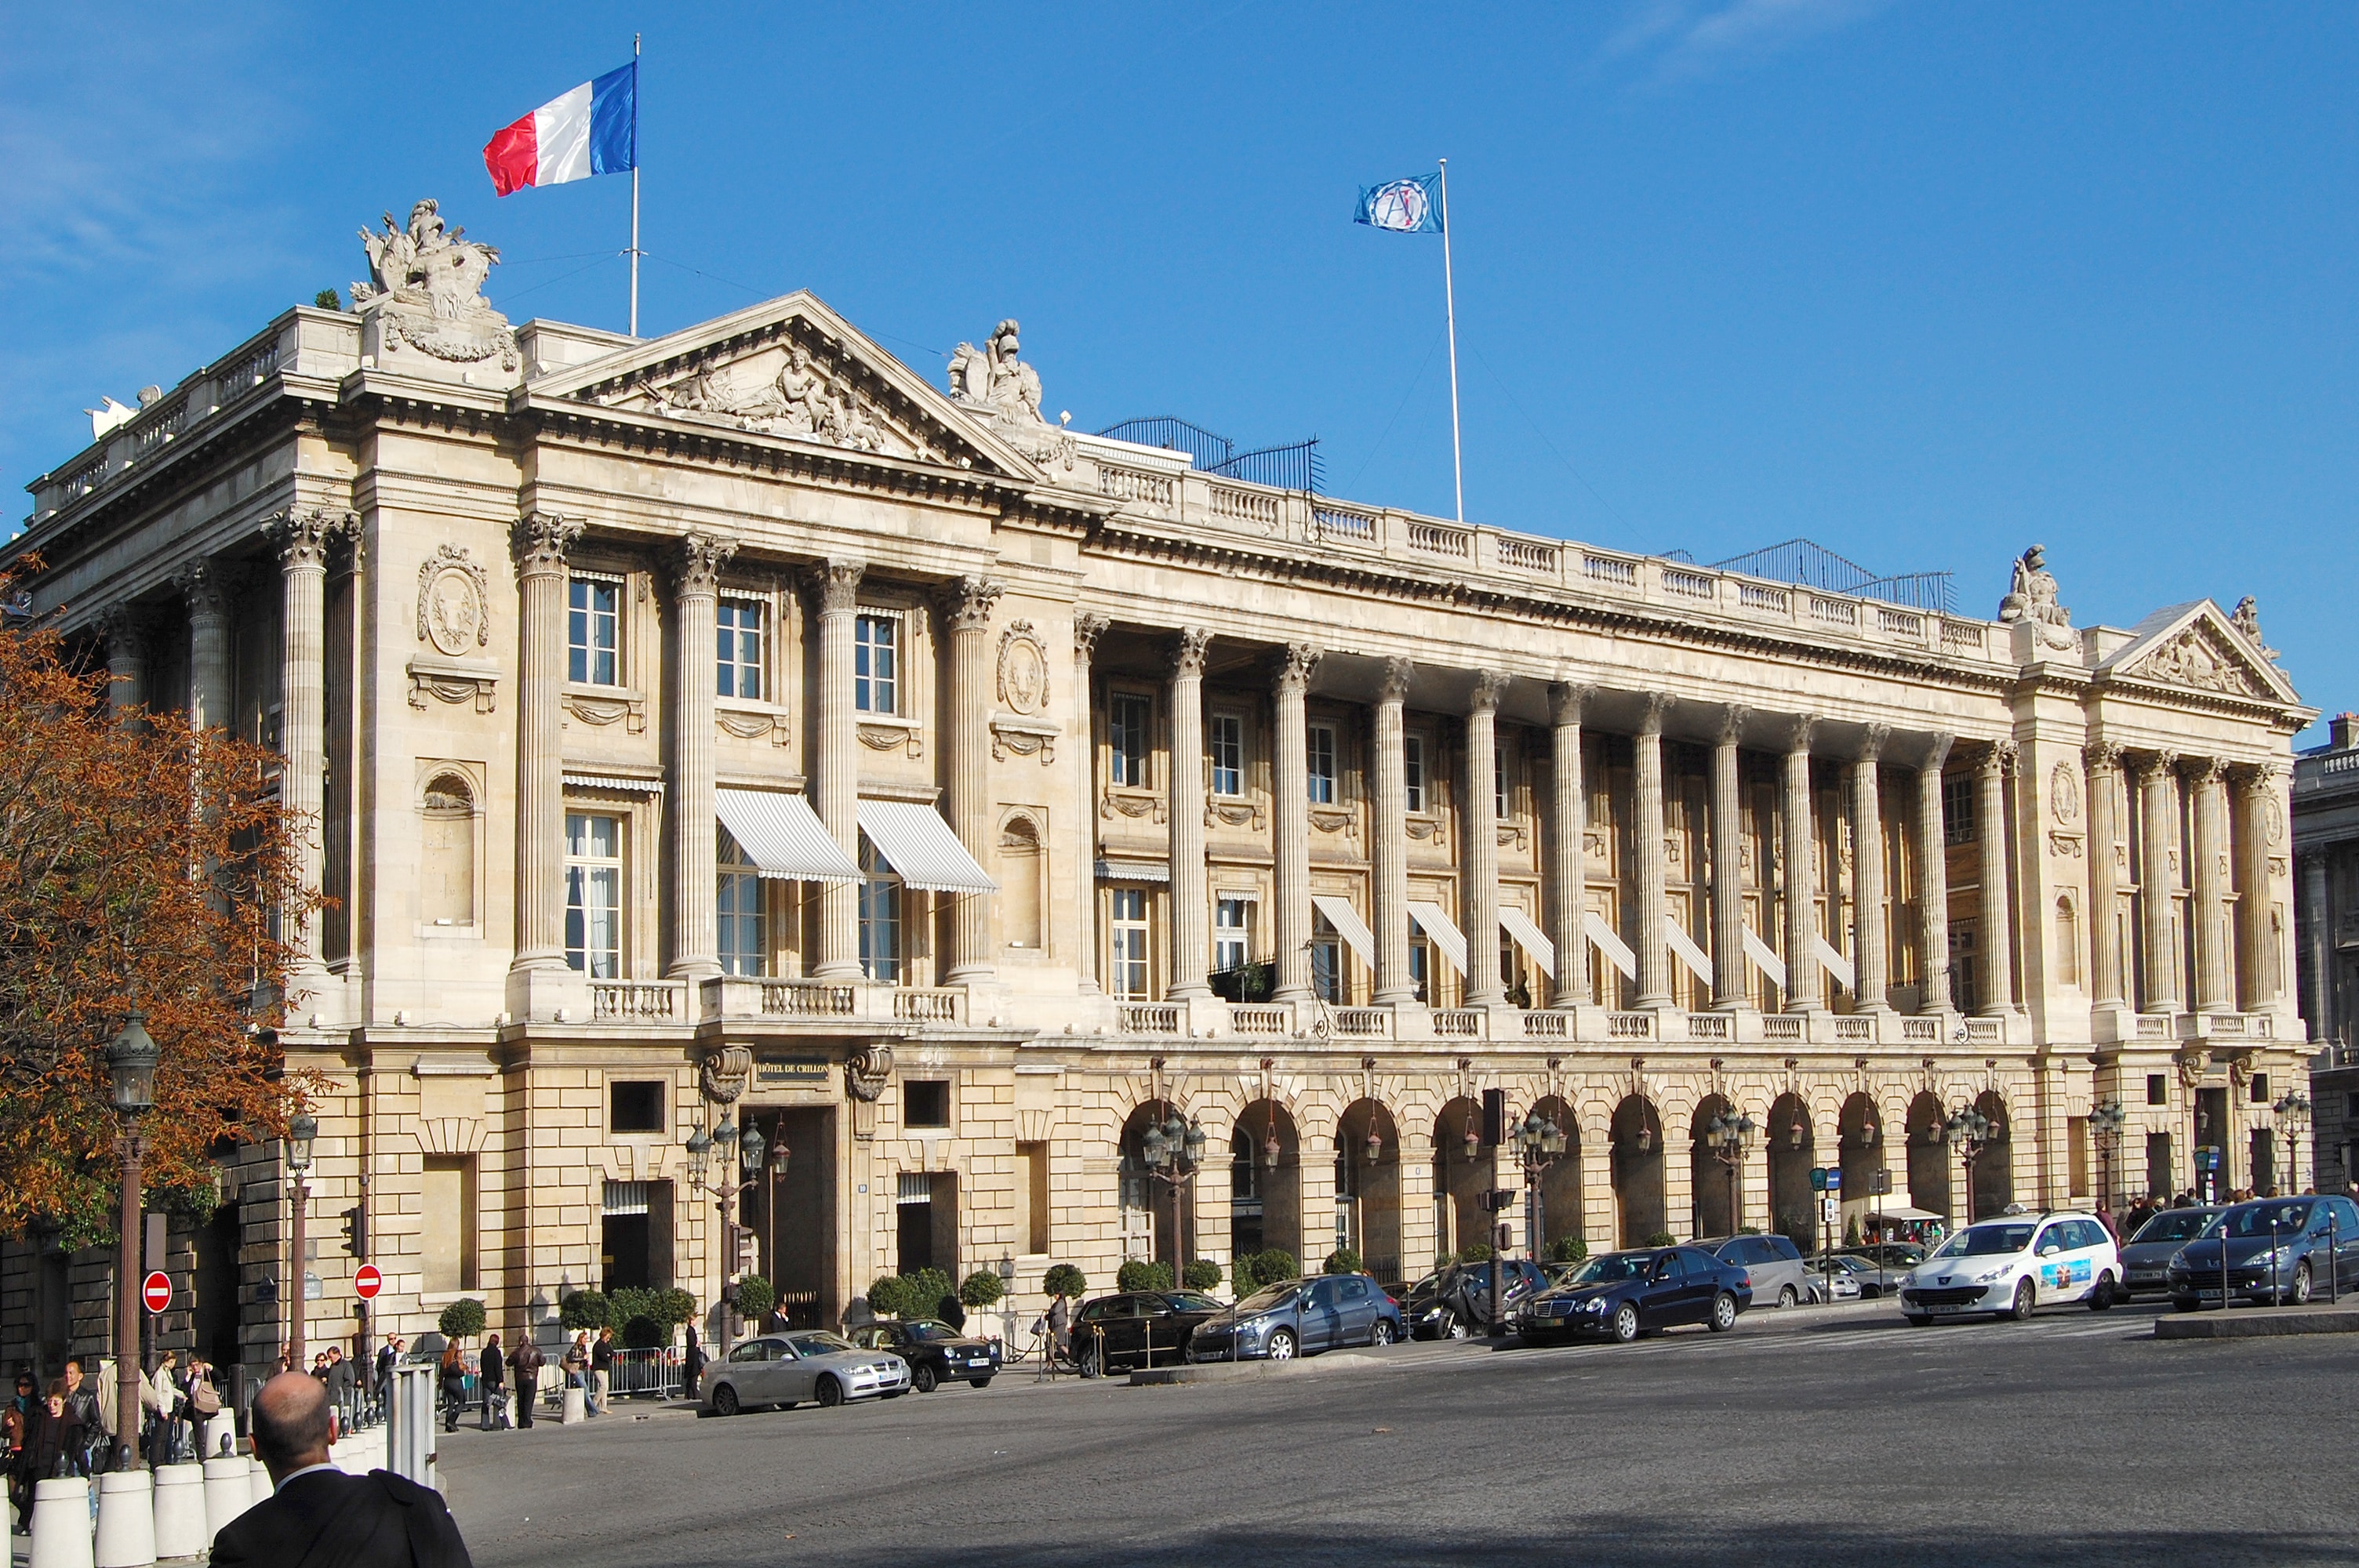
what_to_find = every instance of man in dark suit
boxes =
[209,1370,473,1567]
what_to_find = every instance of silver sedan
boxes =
[701,1330,911,1416]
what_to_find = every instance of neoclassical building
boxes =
[0,198,2318,1372]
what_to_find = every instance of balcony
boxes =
[583,978,972,1029]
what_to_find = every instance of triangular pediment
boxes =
[529,292,1045,481]
[2099,600,2295,703]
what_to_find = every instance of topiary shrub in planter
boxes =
[438,1298,485,1341]
[558,1290,611,1331]
[1548,1236,1590,1264]
[1457,1242,1493,1264]
[958,1270,1006,1308]
[1322,1247,1362,1276]
[1041,1263,1088,1299]
[1645,1231,1678,1248]
[1231,1254,1260,1295]
[896,1268,957,1322]
[733,1275,776,1324]
[1252,1249,1300,1286]
[867,1275,911,1319]
[1117,1259,1174,1293]
[1182,1258,1222,1292]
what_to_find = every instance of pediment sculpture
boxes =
[350,199,519,373]
[2130,622,2271,699]
[601,341,934,460]
[1996,543,2077,652]
[2230,595,2280,663]
[947,319,1074,470]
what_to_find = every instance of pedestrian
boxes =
[60,1357,105,1473]
[142,1349,184,1467]
[208,1370,474,1566]
[323,1347,355,1439]
[590,1327,615,1414]
[478,1334,507,1431]
[438,1342,468,1435]
[13,1380,82,1534]
[682,1325,703,1401]
[1046,1289,1073,1359]
[185,1354,222,1457]
[3,1373,32,1533]
[507,1334,543,1430]
[2093,1202,2120,1247]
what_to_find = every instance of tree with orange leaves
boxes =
[0,563,318,1247]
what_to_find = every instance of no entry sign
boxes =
[140,1271,171,1313]
[354,1264,383,1301]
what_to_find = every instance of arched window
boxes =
[420,775,475,927]
[999,815,1043,949]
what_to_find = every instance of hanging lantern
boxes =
[1365,1126,1384,1165]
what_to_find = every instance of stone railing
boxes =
[1230,1004,1290,1036]
[761,980,857,1018]
[892,988,963,1024]
[1431,1008,1485,1038]
[1331,1008,1391,1039]
[591,981,685,1021]
[1081,998,2023,1046]
[1686,1011,1732,1042]
[1120,1003,1183,1034]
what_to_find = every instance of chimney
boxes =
[2333,713,2359,752]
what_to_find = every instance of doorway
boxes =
[745,1107,835,1329]
[192,1201,243,1371]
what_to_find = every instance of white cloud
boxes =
[1601,0,1893,85]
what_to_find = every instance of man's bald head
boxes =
[251,1370,333,1478]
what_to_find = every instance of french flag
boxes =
[483,62,636,197]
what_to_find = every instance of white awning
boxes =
[1498,907,1556,979]
[1096,858,1170,883]
[1310,895,1376,967]
[1812,934,1856,993]
[563,769,664,796]
[856,800,997,895]
[1406,901,1468,977]
[1663,916,1714,986]
[1585,911,1637,982]
[715,788,860,884]
[1742,927,1787,989]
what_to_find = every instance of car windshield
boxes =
[1164,1292,1225,1313]
[1931,1225,2037,1258]
[1560,1253,1652,1286]
[900,1321,961,1341]
[2131,1210,2215,1244]
[788,1332,853,1356]
[1232,1283,1303,1312]
[2210,1202,2315,1238]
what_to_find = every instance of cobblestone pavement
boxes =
[438,1299,2357,1566]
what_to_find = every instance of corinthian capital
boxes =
[1982,739,2019,774]
[511,512,584,577]
[1469,670,1509,713]
[1275,641,1321,695]
[96,601,151,659]
[1717,703,1749,747]
[1172,626,1212,680]
[1921,731,1954,773]
[1074,612,1110,659]
[2083,739,2124,773]
[1547,681,1590,727]
[939,575,1005,635]
[1635,691,1670,738]
[1380,656,1416,705]
[266,508,360,572]
[174,561,241,622]
[1786,713,1819,753]
[671,531,740,598]
[808,559,864,615]
[1858,723,1890,764]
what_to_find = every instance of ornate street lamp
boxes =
[2273,1090,2312,1196]
[1945,1105,1993,1225]
[683,1118,769,1356]
[284,1109,318,1388]
[1708,1109,1757,1236]
[1518,1110,1568,1259]
[107,1009,159,1466]
[1137,1105,1203,1281]
[2090,1100,2128,1213]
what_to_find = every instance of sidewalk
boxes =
[2154,1300,2359,1339]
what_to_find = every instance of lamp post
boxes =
[106,1009,158,1468]
[1139,1105,1206,1281]
[1517,1110,1568,1260]
[1944,1105,1993,1225]
[683,1116,787,1357]
[2273,1090,2312,1196]
[2090,1100,2127,1214]
[284,1109,317,1380]
[1707,1109,1758,1236]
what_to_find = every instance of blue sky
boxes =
[5,2,2353,735]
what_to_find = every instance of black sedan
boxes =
[1402,1259,1547,1339]
[1517,1246,1754,1345]
[2168,1194,2359,1309]
[1068,1290,1227,1376]
[846,1318,1000,1392]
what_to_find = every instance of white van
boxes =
[1896,1212,2120,1324]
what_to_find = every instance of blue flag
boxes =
[1355,173,1444,234]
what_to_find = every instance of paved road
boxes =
[441,1299,2355,1566]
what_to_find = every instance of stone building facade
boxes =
[2292,711,2359,1190]
[0,199,2319,1375]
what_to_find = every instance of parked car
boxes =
[1700,1234,1819,1307]
[2116,1206,2223,1297]
[2166,1195,2359,1309]
[1069,1290,1227,1376]
[1186,1273,1405,1362]
[1518,1246,1753,1344]
[1843,1241,1929,1271]
[1805,1253,1872,1299]
[700,1331,910,1416]
[846,1318,1000,1392]
[1401,1258,1548,1338]
[1896,1213,2120,1324]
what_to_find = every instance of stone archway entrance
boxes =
[1231,1100,1301,1270]
[1336,1099,1403,1282]
[1971,1091,2014,1222]
[1433,1098,1493,1261]
[1768,1093,1816,1254]
[1527,1095,1583,1256]
[1838,1093,1885,1244]
[1906,1091,1951,1223]
[1122,1100,1201,1271]
[1611,1095,1666,1247]
[1690,1094,1737,1240]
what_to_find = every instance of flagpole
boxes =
[1438,157,1464,527]
[629,33,642,338]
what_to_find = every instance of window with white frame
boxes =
[1495,746,1510,818]
[1403,735,1426,814]
[717,599,765,700]
[1409,937,1430,1004]
[1311,910,1343,1004]
[1943,771,1976,846]
[1214,897,1252,975]
[1209,713,1244,797]
[859,841,901,982]
[564,813,623,977]
[717,826,766,977]
[1307,724,1337,805]
[854,612,898,714]
[1109,887,1150,1000]
[568,577,620,687]
[1110,694,1153,787]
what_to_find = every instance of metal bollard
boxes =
[93,1467,156,1568]
[385,1363,439,1490]
[30,1475,94,1568]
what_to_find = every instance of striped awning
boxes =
[1499,906,1557,978]
[716,787,860,884]
[1310,895,1376,967]
[858,800,997,894]
[563,769,664,796]
[1406,900,1469,977]
[1095,858,1171,883]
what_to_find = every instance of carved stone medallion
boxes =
[2050,760,2081,826]
[997,620,1049,715]
[416,545,491,656]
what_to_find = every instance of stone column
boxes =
[2190,759,2233,1014]
[1074,614,1109,993]
[2136,752,2183,1014]
[1371,657,1416,1005]
[1166,628,1213,1000]
[1782,715,1822,1011]
[810,561,865,980]
[2303,851,2332,1037]
[941,575,1005,985]
[1917,734,1954,1012]
[1978,741,2018,1015]
[1632,693,1673,1009]
[511,513,583,975]
[1271,642,1321,1004]
[2236,767,2284,1010]
[267,508,355,999]
[1707,704,1748,1010]
[667,532,739,981]
[1547,682,1593,1009]
[176,563,237,734]
[1852,724,1892,1012]
[2085,743,2125,1007]
[1463,672,1509,1007]
[98,604,148,719]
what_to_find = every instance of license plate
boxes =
[2198,1289,2225,1298]
[1927,1304,1965,1315]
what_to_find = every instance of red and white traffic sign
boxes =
[140,1271,171,1313]
[354,1264,383,1301]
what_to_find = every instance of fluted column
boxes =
[1977,741,2017,1015]
[267,507,355,996]
[1782,716,1822,1012]
[1852,724,1892,1012]
[1166,628,1213,1000]
[1271,642,1321,1003]
[1463,671,1508,1007]
[1547,682,1592,1009]
[1632,693,1673,1009]
[176,564,237,734]
[511,514,582,973]
[99,604,148,719]
[810,561,864,980]
[1707,705,1747,1010]
[2136,752,2182,1014]
[2303,851,2332,1036]
[1371,657,1416,1005]
[2085,743,2125,1007]
[1917,734,1954,1012]
[2190,759,2233,1013]
[940,575,1005,985]
[1074,614,1108,993]
[2236,767,2283,1010]
[667,532,739,980]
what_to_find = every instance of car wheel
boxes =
[1444,1313,1471,1341]
[1776,1284,1797,1309]
[2291,1261,2314,1306]
[1904,1315,1932,1327]
[1267,1329,1297,1361]
[969,1377,993,1389]
[711,1383,740,1418]
[911,1363,938,1395]
[1708,1292,1739,1333]
[815,1376,843,1409]
[1078,1344,1101,1380]
[1368,1319,1396,1348]
[2008,1280,2036,1322]
[1610,1303,1641,1344]
[2088,1273,2115,1312]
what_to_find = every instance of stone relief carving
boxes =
[563,690,646,734]
[990,721,1057,764]
[416,544,490,655]
[352,200,518,370]
[2132,622,2270,699]
[2230,596,2279,663]
[1101,789,1165,824]
[2050,760,2081,826]
[947,318,1076,469]
[266,508,361,571]
[1997,543,2077,651]
[700,1044,752,1107]
[609,339,926,459]
[858,723,921,759]
[997,621,1049,714]
[845,1044,896,1103]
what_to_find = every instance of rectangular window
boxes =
[421,1156,478,1294]
[1311,912,1343,1004]
[2067,1116,2090,1196]
[1110,695,1153,787]
[1496,747,1509,819]
[717,826,767,977]
[2250,1072,2270,1105]
[564,813,623,978]
[1018,1141,1051,1254]
[859,844,900,982]
[854,613,898,714]
[1209,714,1243,797]
[2149,1074,2170,1107]
[1942,772,1976,846]
[609,1080,666,1135]
[1214,897,1251,975]
[1948,920,1978,1015]
[1409,939,1430,1004]
[1307,724,1337,805]
[1110,887,1150,1000]
[1403,736,1426,814]
[567,578,620,687]
[903,1080,951,1131]
[717,599,764,700]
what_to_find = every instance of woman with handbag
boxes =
[438,1342,469,1435]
